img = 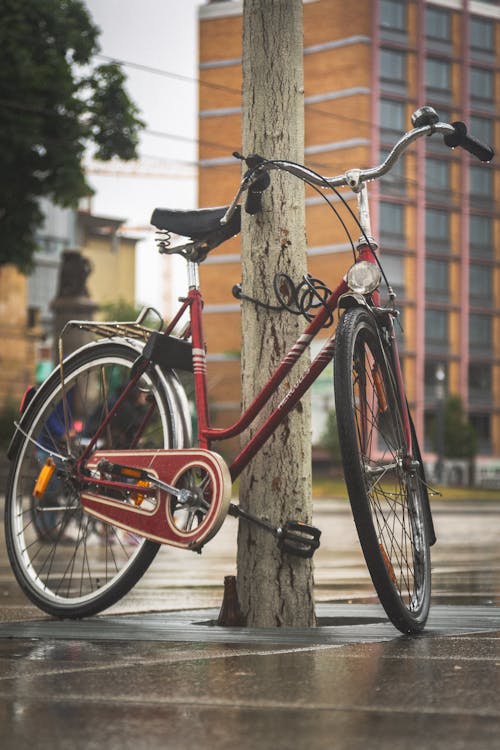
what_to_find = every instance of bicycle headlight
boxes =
[346,261,382,295]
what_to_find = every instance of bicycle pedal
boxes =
[278,520,321,558]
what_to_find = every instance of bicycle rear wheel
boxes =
[334,307,431,633]
[5,341,177,618]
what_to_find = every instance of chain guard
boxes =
[80,449,231,550]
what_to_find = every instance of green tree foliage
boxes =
[99,299,163,330]
[0,0,144,272]
[443,395,477,460]
[100,299,146,322]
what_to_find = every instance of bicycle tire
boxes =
[334,307,431,633]
[5,341,180,618]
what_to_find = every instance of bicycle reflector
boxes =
[33,457,56,500]
[346,261,381,295]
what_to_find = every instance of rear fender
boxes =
[7,338,192,460]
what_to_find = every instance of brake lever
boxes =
[221,152,271,225]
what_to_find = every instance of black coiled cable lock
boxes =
[232,273,334,328]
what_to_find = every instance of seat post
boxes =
[187,260,200,290]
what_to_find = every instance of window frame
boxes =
[425,6,451,42]
[425,57,451,93]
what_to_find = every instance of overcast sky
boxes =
[83,0,205,310]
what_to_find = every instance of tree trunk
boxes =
[236,0,314,627]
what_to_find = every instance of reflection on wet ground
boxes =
[1,498,499,619]
[427,501,500,607]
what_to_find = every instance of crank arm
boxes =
[228,503,278,534]
[148,475,194,504]
[229,504,321,558]
[96,459,193,504]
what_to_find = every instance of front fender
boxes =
[338,291,372,311]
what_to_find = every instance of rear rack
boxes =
[59,306,164,344]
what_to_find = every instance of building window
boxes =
[36,235,67,257]
[469,116,493,147]
[470,67,494,103]
[470,17,494,53]
[469,313,492,351]
[469,264,492,305]
[470,166,493,204]
[426,208,450,250]
[380,98,406,135]
[425,309,449,352]
[425,58,451,92]
[470,215,492,258]
[380,48,406,82]
[469,413,491,455]
[469,364,492,404]
[380,0,406,32]
[379,202,405,240]
[425,7,451,42]
[381,254,405,296]
[426,158,450,203]
[426,259,449,300]
[380,149,406,193]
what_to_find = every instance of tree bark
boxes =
[237,0,314,627]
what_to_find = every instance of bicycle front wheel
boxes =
[5,341,177,618]
[334,307,431,633]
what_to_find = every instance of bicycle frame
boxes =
[76,188,414,490]
[183,271,347,481]
[10,107,490,625]
[190,183,412,480]
[185,246,408,483]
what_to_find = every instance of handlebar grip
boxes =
[444,121,494,163]
[244,171,271,215]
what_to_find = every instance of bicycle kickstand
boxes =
[228,503,321,559]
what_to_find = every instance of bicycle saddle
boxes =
[151,205,241,240]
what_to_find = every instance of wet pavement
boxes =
[1,497,500,749]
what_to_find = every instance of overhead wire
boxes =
[0,86,489,206]
[95,52,376,131]
[94,52,492,204]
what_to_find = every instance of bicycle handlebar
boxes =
[221,109,494,225]
[443,121,494,163]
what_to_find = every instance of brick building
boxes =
[197,0,500,467]
[0,207,140,409]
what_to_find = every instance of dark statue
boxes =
[57,250,93,299]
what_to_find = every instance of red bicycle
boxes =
[5,107,493,633]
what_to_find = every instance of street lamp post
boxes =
[435,363,446,483]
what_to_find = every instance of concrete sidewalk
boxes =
[1,499,500,749]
